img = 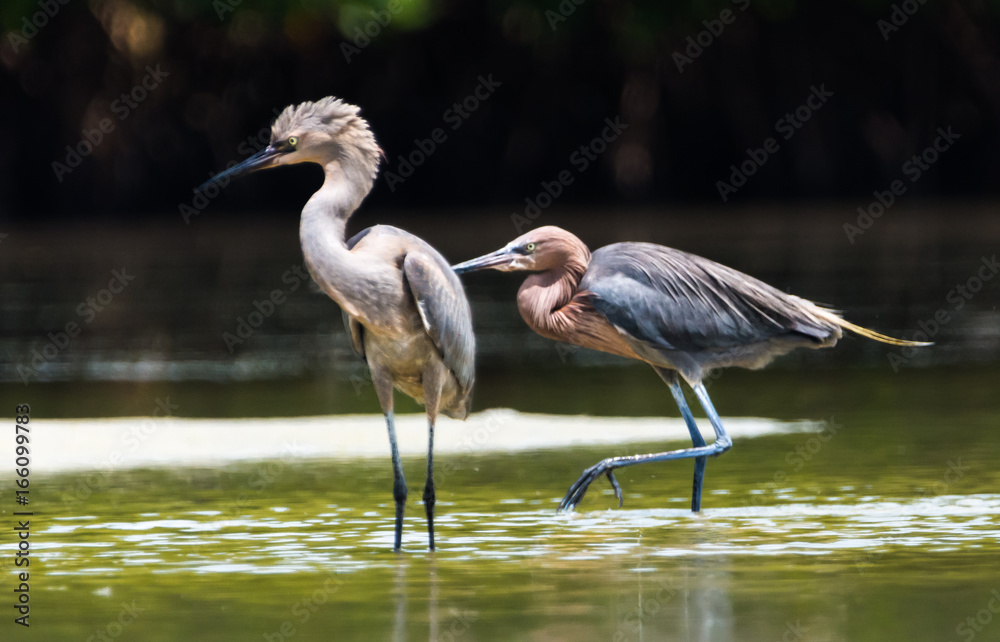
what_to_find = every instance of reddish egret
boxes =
[453,225,929,512]
[203,98,475,550]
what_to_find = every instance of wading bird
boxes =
[203,98,474,551]
[453,226,928,512]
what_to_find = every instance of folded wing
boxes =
[581,243,838,354]
[403,251,476,392]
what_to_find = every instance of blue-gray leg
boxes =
[424,418,436,551]
[658,368,708,512]
[557,374,731,512]
[691,381,732,455]
[385,411,408,550]
[421,367,444,552]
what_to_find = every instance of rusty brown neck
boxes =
[516,251,591,341]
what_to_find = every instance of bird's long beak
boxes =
[198,145,285,191]
[453,247,516,274]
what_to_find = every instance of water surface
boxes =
[7,378,1000,641]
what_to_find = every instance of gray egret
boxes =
[203,97,475,550]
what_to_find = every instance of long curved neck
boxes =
[299,159,376,320]
[516,254,590,342]
[301,158,371,232]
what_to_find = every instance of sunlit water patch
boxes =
[17,494,1000,578]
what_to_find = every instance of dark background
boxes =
[2,0,999,219]
[1,0,998,406]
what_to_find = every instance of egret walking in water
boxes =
[203,98,474,550]
[453,226,929,512]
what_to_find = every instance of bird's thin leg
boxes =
[374,371,407,551]
[691,381,732,456]
[655,368,708,513]
[558,378,732,513]
[385,411,407,550]
[421,366,444,551]
[424,416,436,551]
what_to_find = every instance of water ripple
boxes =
[13,494,999,575]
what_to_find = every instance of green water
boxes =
[5,365,1000,641]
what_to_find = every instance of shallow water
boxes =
[8,375,1000,641]
[32,492,1000,641]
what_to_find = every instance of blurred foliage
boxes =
[3,0,1000,33]
[2,0,1000,218]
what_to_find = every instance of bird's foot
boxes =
[557,459,624,512]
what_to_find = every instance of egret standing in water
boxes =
[453,226,929,512]
[204,98,474,550]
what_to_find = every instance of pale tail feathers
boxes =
[812,307,933,347]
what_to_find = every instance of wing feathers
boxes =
[403,252,476,391]
[581,243,836,353]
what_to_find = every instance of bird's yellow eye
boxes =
[525,242,536,252]
[287,136,299,147]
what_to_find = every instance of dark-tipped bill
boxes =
[452,247,515,274]
[198,145,284,192]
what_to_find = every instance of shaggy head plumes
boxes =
[269,97,382,180]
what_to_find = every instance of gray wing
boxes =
[402,250,476,392]
[581,243,835,353]
[341,227,376,360]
